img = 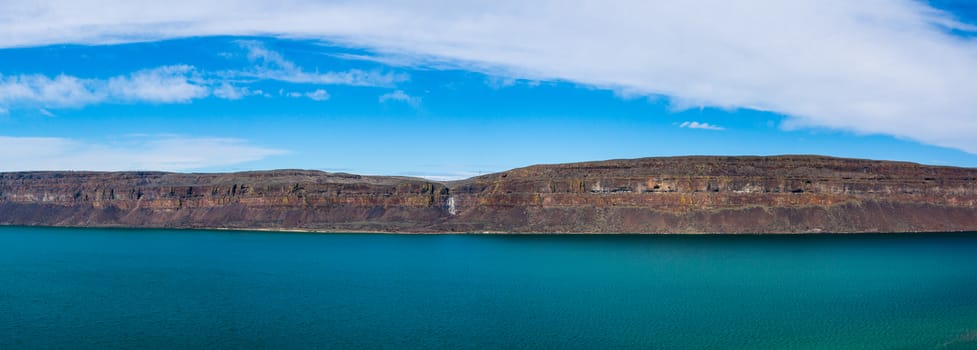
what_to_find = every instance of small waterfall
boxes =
[446,196,457,215]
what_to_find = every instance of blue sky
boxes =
[2,1,977,179]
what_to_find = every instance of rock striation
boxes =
[2,156,976,233]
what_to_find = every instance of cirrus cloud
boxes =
[231,40,408,87]
[679,121,725,131]
[378,90,420,107]
[0,43,401,112]
[1,1,977,153]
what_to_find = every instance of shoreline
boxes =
[2,223,976,236]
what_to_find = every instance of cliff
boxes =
[2,156,976,233]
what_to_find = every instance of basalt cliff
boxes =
[2,156,976,233]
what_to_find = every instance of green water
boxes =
[1,227,976,349]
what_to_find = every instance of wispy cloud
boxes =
[106,65,208,103]
[0,73,102,108]
[283,89,331,101]
[2,1,977,154]
[212,82,263,100]
[679,121,725,131]
[483,76,542,90]
[304,89,330,101]
[233,41,407,87]
[379,90,420,107]
[0,134,287,172]
[0,65,210,110]
[0,43,398,112]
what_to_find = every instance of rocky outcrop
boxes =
[2,156,976,233]
[0,170,450,232]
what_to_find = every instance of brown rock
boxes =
[2,156,976,233]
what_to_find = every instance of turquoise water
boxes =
[1,227,976,349]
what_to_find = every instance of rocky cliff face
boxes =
[2,156,976,233]
[0,170,450,232]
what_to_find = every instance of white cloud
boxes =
[233,40,407,87]
[0,73,101,108]
[283,89,331,101]
[484,76,542,90]
[0,135,287,172]
[38,108,55,117]
[2,1,977,153]
[212,82,251,100]
[379,90,420,107]
[106,65,208,103]
[304,89,330,101]
[0,42,392,112]
[0,65,209,110]
[679,121,725,131]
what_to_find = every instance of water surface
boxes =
[1,227,976,349]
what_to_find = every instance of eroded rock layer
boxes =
[2,156,976,233]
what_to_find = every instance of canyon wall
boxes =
[2,156,976,233]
